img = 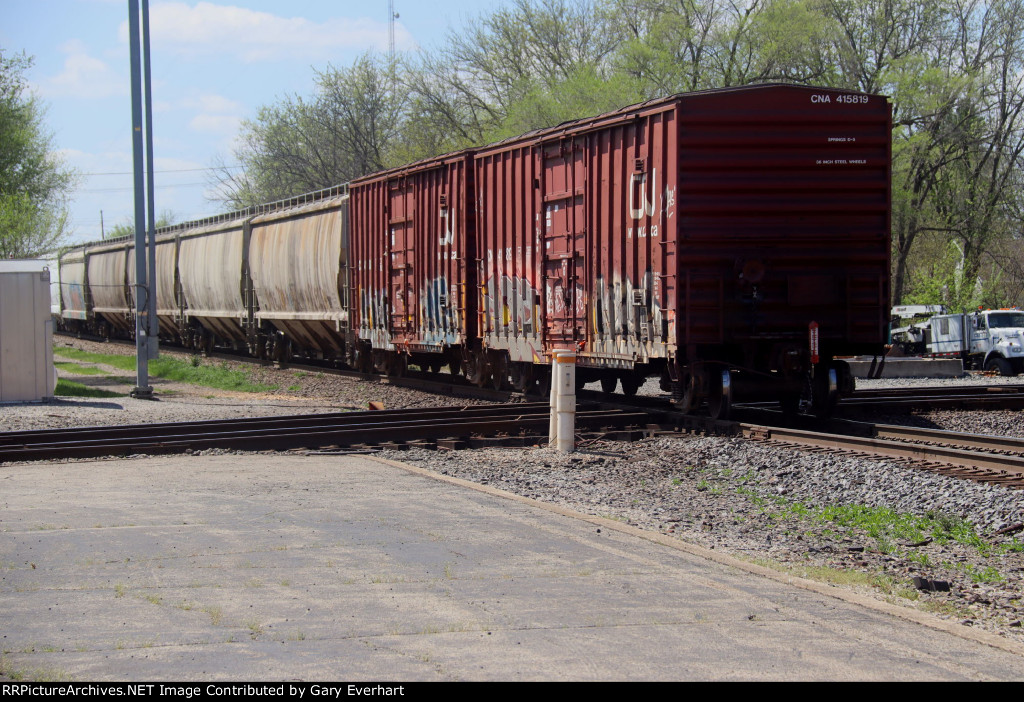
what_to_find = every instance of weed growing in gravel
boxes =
[906,551,932,568]
[997,539,1023,554]
[245,619,264,639]
[732,489,1005,560]
[962,564,1004,584]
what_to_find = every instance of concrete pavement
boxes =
[1,451,1022,681]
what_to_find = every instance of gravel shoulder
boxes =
[3,338,1023,647]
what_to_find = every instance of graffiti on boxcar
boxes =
[359,287,388,332]
[420,276,460,344]
[592,271,663,341]
[65,282,85,313]
[483,274,544,336]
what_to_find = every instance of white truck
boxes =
[891,307,1024,376]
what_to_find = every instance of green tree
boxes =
[400,0,625,150]
[103,211,178,240]
[212,53,404,209]
[0,50,77,258]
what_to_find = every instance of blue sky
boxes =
[2,0,500,244]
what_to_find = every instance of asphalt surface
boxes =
[2,451,1022,681]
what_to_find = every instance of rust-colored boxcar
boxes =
[349,153,476,375]
[474,84,891,411]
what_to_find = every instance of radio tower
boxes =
[388,0,396,66]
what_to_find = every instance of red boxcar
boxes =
[473,84,892,413]
[348,152,477,375]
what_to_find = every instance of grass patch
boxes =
[55,347,276,393]
[54,378,125,398]
[54,361,106,376]
[733,486,999,557]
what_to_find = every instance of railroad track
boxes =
[589,393,1024,489]
[840,383,1024,412]
[739,421,1024,489]
[0,402,651,463]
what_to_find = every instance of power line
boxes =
[80,182,210,193]
[80,165,243,176]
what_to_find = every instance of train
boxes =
[54,84,893,418]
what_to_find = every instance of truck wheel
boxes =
[985,357,1013,376]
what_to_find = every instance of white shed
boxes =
[0,259,56,402]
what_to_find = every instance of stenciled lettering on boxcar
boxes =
[627,169,676,227]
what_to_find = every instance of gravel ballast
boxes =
[3,338,1023,645]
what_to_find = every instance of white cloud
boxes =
[182,93,245,115]
[189,112,241,135]
[120,2,414,62]
[39,40,127,99]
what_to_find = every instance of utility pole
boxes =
[128,0,155,399]
[142,0,159,361]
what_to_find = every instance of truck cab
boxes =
[968,309,1024,375]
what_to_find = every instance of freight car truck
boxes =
[892,308,1024,376]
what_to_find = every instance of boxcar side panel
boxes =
[351,155,475,356]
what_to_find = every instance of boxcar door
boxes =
[388,177,415,342]
[541,139,587,347]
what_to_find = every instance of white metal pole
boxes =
[555,351,576,453]
[549,355,558,446]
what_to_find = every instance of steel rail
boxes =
[0,405,649,463]
[741,423,1024,486]
[871,424,1024,454]
[0,403,552,445]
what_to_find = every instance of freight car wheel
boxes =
[706,370,732,420]
[620,376,640,397]
[779,394,800,416]
[466,354,489,387]
[509,362,535,392]
[600,376,618,394]
[812,367,839,418]
[673,372,697,414]
[385,353,408,377]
